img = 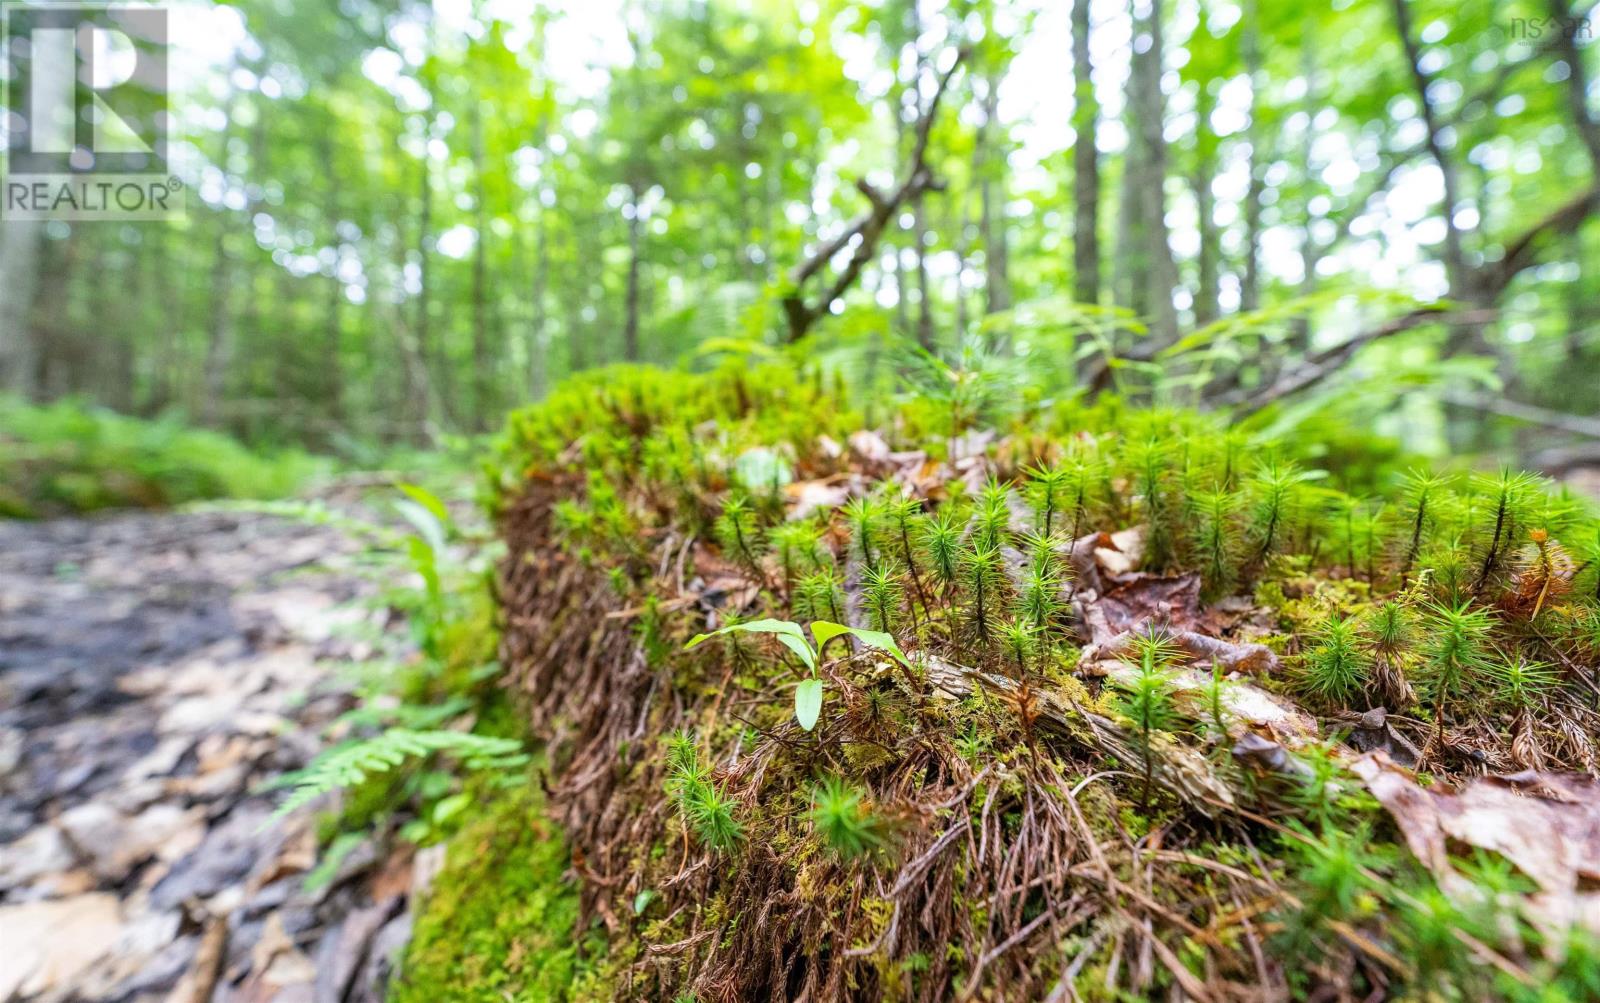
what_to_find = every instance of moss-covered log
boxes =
[485,364,1600,1001]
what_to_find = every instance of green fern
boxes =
[271,729,527,818]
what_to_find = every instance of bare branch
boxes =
[1473,185,1600,300]
[782,48,969,343]
[1441,391,1600,440]
[1219,307,1497,415]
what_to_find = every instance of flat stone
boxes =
[0,824,76,891]
[0,893,123,1000]
[153,804,280,910]
[58,801,203,883]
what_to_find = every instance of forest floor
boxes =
[0,507,429,1003]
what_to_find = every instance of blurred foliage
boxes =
[0,395,324,517]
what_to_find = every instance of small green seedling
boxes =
[685,618,913,732]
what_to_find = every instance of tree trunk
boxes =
[623,193,642,362]
[566,217,592,375]
[1241,0,1264,313]
[978,71,1011,326]
[0,221,45,399]
[1193,169,1220,327]
[321,127,344,425]
[1546,0,1600,175]
[201,225,233,428]
[471,103,492,429]
[1389,0,1468,297]
[0,46,69,400]
[529,190,549,401]
[1133,0,1179,347]
[416,128,433,405]
[1071,0,1100,307]
[1116,63,1149,318]
[1292,26,1317,349]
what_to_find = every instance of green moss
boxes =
[393,782,607,1002]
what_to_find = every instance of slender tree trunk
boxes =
[1546,0,1600,175]
[978,71,1011,325]
[471,103,491,429]
[907,0,933,350]
[392,219,431,442]
[1072,0,1101,307]
[104,240,136,411]
[416,125,436,429]
[1133,0,1179,347]
[1116,61,1149,318]
[623,192,642,362]
[0,221,45,399]
[203,95,240,422]
[914,197,934,350]
[1241,0,1264,313]
[955,235,970,344]
[568,222,588,374]
[529,192,549,400]
[239,107,268,422]
[1390,0,1468,297]
[0,46,68,400]
[1193,168,1220,327]
[201,225,233,428]
[321,128,344,425]
[155,226,184,411]
[1292,26,1318,348]
[33,235,77,399]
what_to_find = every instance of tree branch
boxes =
[1440,391,1600,440]
[1472,185,1600,300]
[1546,0,1600,175]
[1218,307,1497,415]
[782,48,969,343]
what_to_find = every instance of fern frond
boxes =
[271,729,526,818]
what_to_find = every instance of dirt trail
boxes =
[0,510,416,1002]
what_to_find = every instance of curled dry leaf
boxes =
[1093,525,1146,577]
[847,430,892,464]
[1353,751,1600,938]
[784,477,853,520]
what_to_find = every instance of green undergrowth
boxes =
[259,481,610,1000]
[478,361,1600,1000]
[390,780,608,1003]
[0,394,325,516]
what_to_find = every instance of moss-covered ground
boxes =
[390,778,612,1002]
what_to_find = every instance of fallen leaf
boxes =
[847,430,891,464]
[1087,573,1203,644]
[1353,752,1600,937]
[1094,525,1146,577]
[785,477,852,519]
